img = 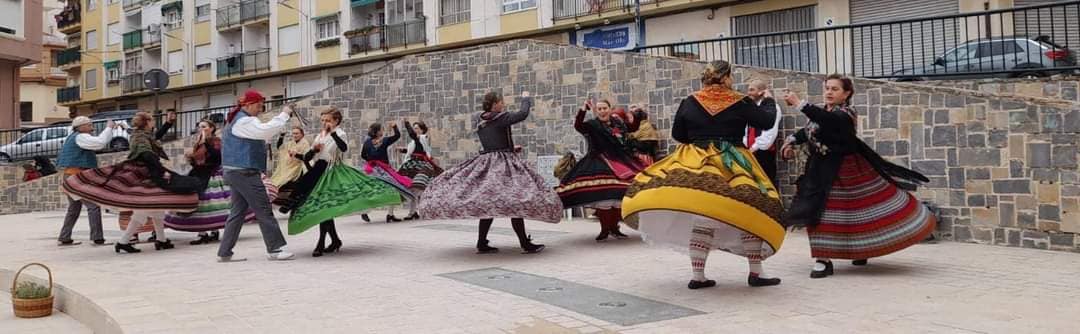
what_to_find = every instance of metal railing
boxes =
[143,24,162,47]
[55,6,81,31]
[56,86,80,104]
[123,30,143,50]
[552,0,670,21]
[636,1,1080,80]
[347,18,428,55]
[0,96,307,164]
[121,73,145,94]
[122,0,144,10]
[216,0,271,30]
[216,48,271,78]
[55,47,81,67]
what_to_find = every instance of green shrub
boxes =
[13,281,50,299]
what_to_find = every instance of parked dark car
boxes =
[893,35,1077,81]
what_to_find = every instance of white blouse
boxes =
[312,128,347,164]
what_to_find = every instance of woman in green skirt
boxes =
[282,107,402,257]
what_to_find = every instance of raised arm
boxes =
[573,108,588,134]
[797,102,853,128]
[403,120,419,141]
[231,110,291,141]
[750,98,782,151]
[330,130,348,152]
[505,96,533,125]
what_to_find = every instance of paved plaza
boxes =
[1,210,1078,333]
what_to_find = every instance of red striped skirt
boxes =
[807,155,936,260]
[61,163,199,213]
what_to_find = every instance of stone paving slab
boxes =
[1,211,1079,333]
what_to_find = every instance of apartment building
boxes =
[20,0,71,126]
[53,0,1074,117]
[1,0,45,129]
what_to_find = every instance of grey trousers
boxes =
[58,195,104,242]
[218,169,288,257]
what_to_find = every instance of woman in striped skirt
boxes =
[780,74,936,279]
[396,120,442,220]
[63,112,200,253]
[360,122,416,223]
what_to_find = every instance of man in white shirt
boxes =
[217,90,296,262]
[56,116,119,246]
[743,80,782,185]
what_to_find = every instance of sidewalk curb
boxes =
[2,267,123,334]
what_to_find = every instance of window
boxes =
[167,50,184,73]
[164,9,182,30]
[20,102,32,122]
[125,55,142,73]
[85,30,98,50]
[194,44,212,70]
[279,25,300,54]
[440,0,469,26]
[107,23,121,46]
[85,69,98,90]
[316,16,339,41]
[46,128,68,140]
[106,67,120,84]
[18,131,43,145]
[976,41,1023,58]
[88,0,96,11]
[944,44,978,63]
[501,0,535,13]
[0,0,24,38]
[196,0,210,22]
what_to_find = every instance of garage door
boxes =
[1013,0,1080,50]
[850,0,960,78]
[732,5,818,72]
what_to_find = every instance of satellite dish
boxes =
[143,69,169,91]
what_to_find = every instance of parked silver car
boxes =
[894,36,1077,81]
[0,120,131,163]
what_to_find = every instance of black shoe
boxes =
[325,241,342,253]
[810,260,834,279]
[476,240,499,254]
[610,228,629,239]
[688,280,717,290]
[595,230,610,242]
[361,214,371,222]
[57,240,82,246]
[154,239,174,250]
[403,212,420,221]
[92,239,110,246]
[312,247,324,257]
[129,234,140,244]
[190,234,213,245]
[748,274,782,287]
[148,233,157,243]
[520,236,545,254]
[852,259,868,266]
[115,243,141,253]
[209,231,220,242]
[386,215,402,223]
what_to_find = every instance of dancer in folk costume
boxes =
[217,90,296,262]
[63,112,200,254]
[555,99,647,242]
[162,119,278,245]
[270,126,312,207]
[622,61,786,289]
[396,120,443,220]
[780,74,935,278]
[743,79,782,185]
[55,116,117,246]
[284,107,402,257]
[419,91,561,254]
[626,104,661,164]
[117,111,176,243]
[360,122,416,223]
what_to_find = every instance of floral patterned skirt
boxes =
[418,151,563,223]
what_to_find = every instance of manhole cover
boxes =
[598,302,627,308]
[486,275,511,280]
[538,287,563,292]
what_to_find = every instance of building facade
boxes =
[20,0,71,126]
[53,0,1069,116]
[1,0,45,129]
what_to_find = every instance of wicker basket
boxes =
[11,263,54,318]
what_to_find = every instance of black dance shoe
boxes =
[386,215,402,223]
[325,240,342,253]
[747,274,782,287]
[610,228,629,239]
[361,214,371,222]
[115,243,141,253]
[154,239,175,250]
[476,240,499,254]
[595,230,610,242]
[520,236,545,254]
[810,260,834,279]
[210,231,220,241]
[190,234,214,245]
[403,212,421,221]
[312,247,324,257]
[852,259,868,266]
[687,280,717,290]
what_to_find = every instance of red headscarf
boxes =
[226,89,267,123]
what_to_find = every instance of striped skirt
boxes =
[398,154,443,192]
[162,169,278,232]
[808,154,937,259]
[62,162,199,213]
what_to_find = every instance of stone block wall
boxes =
[923,76,1080,103]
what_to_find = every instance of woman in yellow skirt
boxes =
[622,60,785,289]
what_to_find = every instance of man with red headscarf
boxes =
[217,89,297,262]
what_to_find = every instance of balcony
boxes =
[346,18,427,56]
[57,86,80,104]
[121,73,146,94]
[123,30,143,50]
[143,25,162,49]
[217,0,271,31]
[216,49,271,78]
[55,7,81,34]
[552,0,671,21]
[55,47,81,69]
[123,0,144,11]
